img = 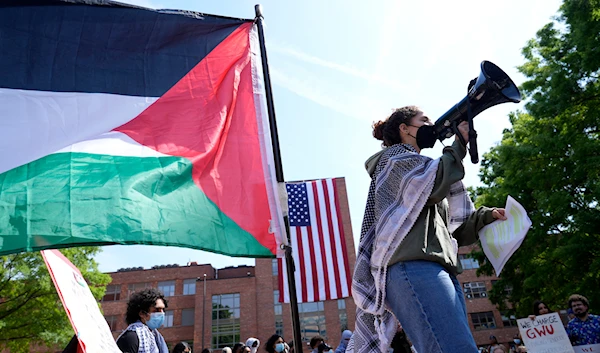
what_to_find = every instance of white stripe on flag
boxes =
[327,178,350,297]
[315,180,336,300]
[306,181,326,302]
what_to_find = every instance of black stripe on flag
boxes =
[0,0,249,97]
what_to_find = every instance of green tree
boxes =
[0,247,111,353]
[472,0,600,318]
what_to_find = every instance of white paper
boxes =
[479,195,532,276]
[517,313,574,353]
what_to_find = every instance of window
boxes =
[459,254,480,270]
[338,299,348,331]
[128,282,151,298]
[471,312,496,330]
[164,310,174,327]
[272,258,279,276]
[102,284,121,302]
[182,308,195,326]
[183,279,196,295]
[501,311,518,327]
[299,301,326,342]
[274,290,284,336]
[212,293,241,349]
[105,315,118,331]
[158,280,176,297]
[463,282,487,299]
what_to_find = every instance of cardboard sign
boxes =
[517,313,574,353]
[42,250,122,353]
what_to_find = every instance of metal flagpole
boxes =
[254,4,304,352]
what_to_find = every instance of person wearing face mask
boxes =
[351,106,506,353]
[246,338,260,353]
[265,334,288,353]
[116,288,169,353]
[335,330,352,353]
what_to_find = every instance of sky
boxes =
[95,0,564,273]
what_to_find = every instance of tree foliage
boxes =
[472,0,600,318]
[0,247,111,353]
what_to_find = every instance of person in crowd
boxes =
[265,334,288,353]
[491,346,507,353]
[509,333,522,352]
[242,346,252,353]
[335,330,352,353]
[116,288,169,353]
[246,338,260,353]
[309,336,325,353]
[566,294,600,346]
[352,105,507,353]
[201,349,210,353]
[233,343,246,353]
[317,343,333,353]
[487,336,501,352]
[172,341,191,353]
[223,348,233,353]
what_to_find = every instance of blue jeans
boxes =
[386,261,478,353]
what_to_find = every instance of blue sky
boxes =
[96,0,563,272]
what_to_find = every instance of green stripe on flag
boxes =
[0,152,273,257]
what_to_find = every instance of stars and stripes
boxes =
[278,178,352,303]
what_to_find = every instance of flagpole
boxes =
[254,4,304,352]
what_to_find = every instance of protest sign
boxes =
[42,249,122,353]
[479,195,532,276]
[517,313,574,353]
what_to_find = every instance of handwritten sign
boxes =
[42,250,122,353]
[517,313,574,353]
[479,195,532,276]
[573,344,600,353]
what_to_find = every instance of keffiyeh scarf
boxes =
[117,321,169,353]
[346,144,474,353]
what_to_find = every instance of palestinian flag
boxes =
[0,0,284,257]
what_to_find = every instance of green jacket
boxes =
[365,140,494,275]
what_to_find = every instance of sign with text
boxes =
[517,313,574,353]
[479,195,532,276]
[573,344,600,353]
[41,250,122,353]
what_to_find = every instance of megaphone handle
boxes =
[466,97,479,164]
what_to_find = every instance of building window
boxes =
[182,308,195,326]
[459,254,480,270]
[299,301,326,342]
[274,290,284,336]
[212,293,241,349]
[463,282,487,299]
[128,282,151,298]
[471,312,496,330]
[105,315,118,331]
[158,280,176,297]
[272,259,279,276]
[183,279,196,295]
[338,299,348,331]
[102,284,121,302]
[164,310,174,327]
[501,311,518,327]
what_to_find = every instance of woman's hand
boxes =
[455,121,470,144]
[492,208,507,220]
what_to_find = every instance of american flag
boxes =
[278,178,351,303]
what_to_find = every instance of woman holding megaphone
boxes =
[350,105,507,353]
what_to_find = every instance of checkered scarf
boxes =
[347,144,474,353]
[117,321,168,353]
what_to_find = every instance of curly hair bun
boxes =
[372,120,386,141]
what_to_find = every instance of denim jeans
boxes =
[386,260,479,353]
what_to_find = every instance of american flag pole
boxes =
[254,5,303,351]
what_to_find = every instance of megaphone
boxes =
[434,61,521,163]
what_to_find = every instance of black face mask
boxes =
[408,124,437,149]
